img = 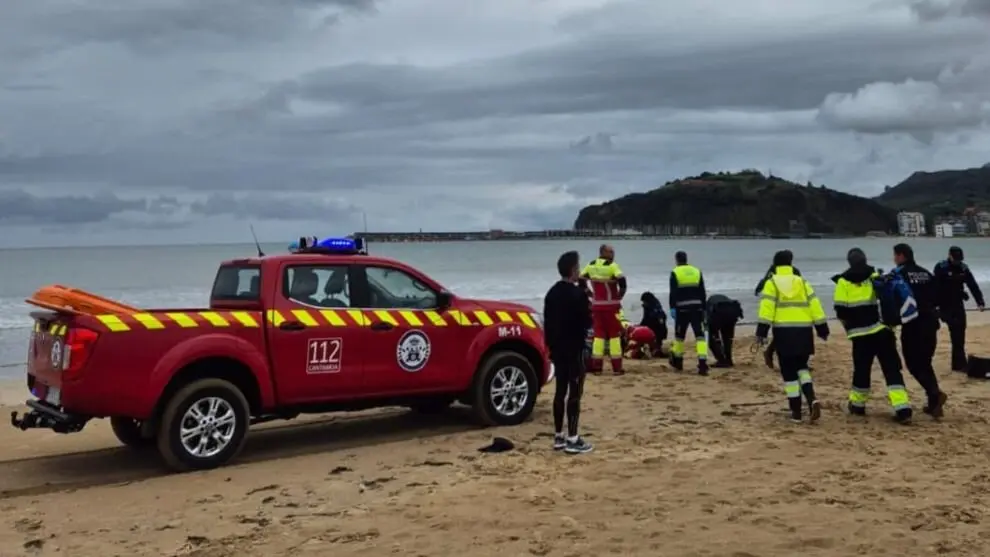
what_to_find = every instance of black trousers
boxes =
[942,307,968,370]
[552,352,586,437]
[901,318,941,403]
[851,329,907,403]
[708,319,736,364]
[674,310,705,340]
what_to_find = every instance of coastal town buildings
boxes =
[896,212,925,236]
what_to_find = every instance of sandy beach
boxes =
[3,320,990,556]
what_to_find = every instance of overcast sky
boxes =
[1,0,989,247]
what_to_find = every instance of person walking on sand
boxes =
[934,246,985,371]
[754,254,803,369]
[669,251,710,375]
[580,244,627,375]
[755,250,827,423]
[890,243,947,418]
[544,250,594,455]
[832,248,912,424]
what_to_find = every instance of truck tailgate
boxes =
[27,312,70,405]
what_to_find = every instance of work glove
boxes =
[669,308,677,321]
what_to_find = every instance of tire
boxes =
[470,351,538,426]
[156,378,250,472]
[110,417,155,449]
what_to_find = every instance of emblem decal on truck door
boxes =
[396,330,430,372]
[307,338,342,374]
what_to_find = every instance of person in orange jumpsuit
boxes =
[580,244,627,375]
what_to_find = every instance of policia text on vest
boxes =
[755,252,828,423]
[668,251,709,375]
[832,249,912,423]
[580,244,628,375]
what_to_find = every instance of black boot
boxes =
[923,391,948,419]
[725,339,734,367]
[698,360,709,376]
[894,407,913,424]
[763,346,775,369]
[788,397,802,422]
[847,402,866,416]
[669,355,683,371]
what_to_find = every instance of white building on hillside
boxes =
[897,212,926,236]
[934,223,954,238]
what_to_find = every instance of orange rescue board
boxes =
[26,285,141,316]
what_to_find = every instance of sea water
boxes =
[2,238,988,378]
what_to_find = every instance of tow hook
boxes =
[11,410,44,430]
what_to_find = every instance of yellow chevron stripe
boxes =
[291,309,320,327]
[517,312,536,328]
[166,312,198,328]
[495,311,513,323]
[133,313,165,330]
[48,323,59,334]
[320,310,348,327]
[96,315,130,332]
[373,310,399,325]
[423,310,447,326]
[347,309,370,326]
[398,310,423,326]
[447,310,472,326]
[473,310,494,326]
[266,310,285,326]
[59,324,67,336]
[230,311,259,327]
[199,311,229,327]
[33,322,40,333]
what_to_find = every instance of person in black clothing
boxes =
[933,246,986,371]
[639,292,668,355]
[892,243,947,418]
[706,294,743,368]
[543,251,594,455]
[754,255,802,369]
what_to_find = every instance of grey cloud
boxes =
[911,0,990,20]
[189,193,361,222]
[570,133,614,154]
[0,189,146,224]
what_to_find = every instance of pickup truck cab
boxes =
[12,237,551,471]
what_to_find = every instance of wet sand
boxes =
[3,319,990,556]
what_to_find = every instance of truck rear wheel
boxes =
[156,378,250,472]
[110,417,155,448]
[470,351,538,426]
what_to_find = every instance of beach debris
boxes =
[477,436,515,453]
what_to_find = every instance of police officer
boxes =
[832,248,911,423]
[580,244,627,375]
[669,251,709,375]
[892,243,947,418]
[755,250,827,423]
[706,294,743,368]
[934,246,985,371]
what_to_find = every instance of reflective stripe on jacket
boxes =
[582,258,623,308]
[833,272,887,338]
[670,264,706,310]
[757,266,827,329]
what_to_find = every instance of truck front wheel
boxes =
[156,378,250,472]
[470,351,538,426]
[110,417,155,449]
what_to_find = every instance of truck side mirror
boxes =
[436,291,452,310]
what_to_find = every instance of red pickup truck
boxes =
[11,239,551,471]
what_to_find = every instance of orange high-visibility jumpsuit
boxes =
[582,258,624,373]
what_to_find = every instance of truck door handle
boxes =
[370,322,394,331]
[279,321,306,331]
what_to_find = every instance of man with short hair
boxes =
[580,244,627,375]
[934,246,985,371]
[892,243,947,417]
[544,251,594,454]
[669,251,709,375]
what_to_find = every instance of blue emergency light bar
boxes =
[289,236,368,255]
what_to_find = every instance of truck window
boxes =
[212,265,261,300]
[365,266,437,309]
[283,265,352,308]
